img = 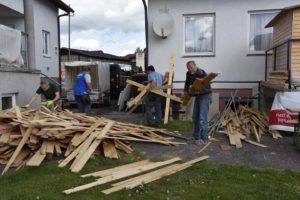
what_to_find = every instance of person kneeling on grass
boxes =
[184,60,212,145]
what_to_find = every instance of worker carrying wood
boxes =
[184,60,212,145]
[24,80,60,109]
[73,66,93,115]
[146,65,163,127]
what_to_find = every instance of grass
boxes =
[1,121,300,200]
[1,153,300,200]
[162,120,194,133]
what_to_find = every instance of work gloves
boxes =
[46,100,54,108]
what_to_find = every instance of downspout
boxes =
[142,0,148,68]
[57,13,69,99]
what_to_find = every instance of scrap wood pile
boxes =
[0,107,185,175]
[63,156,209,195]
[261,70,289,91]
[219,105,282,149]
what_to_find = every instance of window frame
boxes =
[1,93,16,110]
[182,13,216,57]
[42,30,51,57]
[247,10,280,55]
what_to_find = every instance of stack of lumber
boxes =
[220,105,282,149]
[0,107,185,175]
[261,70,289,91]
[63,156,209,195]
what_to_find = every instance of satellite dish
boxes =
[153,13,174,39]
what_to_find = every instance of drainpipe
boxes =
[58,13,69,100]
[23,0,36,69]
[142,0,148,68]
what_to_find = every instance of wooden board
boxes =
[103,141,119,159]
[164,52,175,125]
[71,121,115,173]
[26,141,47,166]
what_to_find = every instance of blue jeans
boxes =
[193,94,211,141]
[146,94,162,126]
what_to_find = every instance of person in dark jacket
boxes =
[74,66,93,115]
[184,60,212,145]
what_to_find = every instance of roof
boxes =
[266,4,300,28]
[51,0,74,13]
[60,48,129,62]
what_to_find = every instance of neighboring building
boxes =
[60,47,131,65]
[0,0,73,110]
[147,0,300,107]
[0,0,74,78]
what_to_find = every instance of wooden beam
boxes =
[63,157,181,194]
[81,160,151,178]
[164,52,175,125]
[70,121,115,173]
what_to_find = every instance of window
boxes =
[1,94,16,110]
[249,11,279,53]
[184,14,215,56]
[42,30,50,57]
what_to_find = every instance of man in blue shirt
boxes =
[146,66,163,127]
[74,66,93,115]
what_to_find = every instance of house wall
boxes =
[33,0,59,78]
[148,0,300,89]
[292,9,300,83]
[0,69,40,110]
[0,0,24,14]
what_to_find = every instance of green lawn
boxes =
[1,152,300,200]
[162,120,194,133]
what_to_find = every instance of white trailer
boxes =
[63,61,110,105]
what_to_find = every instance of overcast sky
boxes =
[60,0,146,56]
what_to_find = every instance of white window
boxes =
[42,30,51,57]
[249,11,279,53]
[1,93,16,110]
[183,14,215,56]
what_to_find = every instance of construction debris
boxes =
[261,70,289,91]
[219,104,277,148]
[0,107,186,175]
[63,156,209,195]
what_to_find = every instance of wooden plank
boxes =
[46,141,55,154]
[71,120,104,146]
[114,140,133,154]
[63,157,181,194]
[26,141,47,166]
[127,84,150,108]
[164,52,175,125]
[103,141,119,159]
[198,142,212,154]
[71,121,115,173]
[252,125,260,143]
[102,156,209,195]
[1,122,35,175]
[81,160,151,178]
[243,139,268,148]
[126,80,182,103]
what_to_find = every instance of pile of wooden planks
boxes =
[261,70,289,91]
[0,107,185,175]
[63,156,209,195]
[220,105,282,149]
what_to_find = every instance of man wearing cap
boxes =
[146,65,163,127]
[25,80,60,108]
[73,66,93,115]
[184,60,212,145]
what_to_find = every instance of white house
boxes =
[148,0,300,100]
[0,0,73,110]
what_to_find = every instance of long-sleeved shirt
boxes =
[184,68,212,96]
